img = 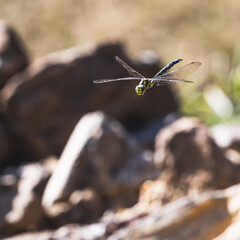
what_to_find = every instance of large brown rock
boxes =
[0,20,28,89]
[42,111,156,226]
[0,42,178,160]
[153,117,240,204]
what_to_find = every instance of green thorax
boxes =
[140,79,155,90]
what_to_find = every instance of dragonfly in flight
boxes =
[94,56,201,96]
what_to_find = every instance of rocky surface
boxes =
[0,21,240,240]
[3,183,240,240]
[106,184,240,240]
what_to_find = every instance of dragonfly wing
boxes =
[153,78,193,86]
[115,56,144,78]
[156,61,201,81]
[93,77,142,84]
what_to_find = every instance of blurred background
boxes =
[1,0,240,124]
[1,1,240,239]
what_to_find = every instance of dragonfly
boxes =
[93,56,201,96]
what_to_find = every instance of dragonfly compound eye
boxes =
[135,85,145,96]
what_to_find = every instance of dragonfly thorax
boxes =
[135,84,146,96]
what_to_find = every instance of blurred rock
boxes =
[153,117,240,204]
[107,184,240,240]
[0,157,57,234]
[42,111,157,225]
[0,118,11,166]
[3,223,106,240]
[0,20,28,89]
[0,42,178,160]
[6,183,240,240]
[43,188,103,228]
[133,112,179,150]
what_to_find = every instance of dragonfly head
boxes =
[135,84,146,96]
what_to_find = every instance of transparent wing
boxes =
[153,78,193,86]
[93,77,142,84]
[154,62,201,86]
[115,56,144,78]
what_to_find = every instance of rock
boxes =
[107,184,240,240]
[2,230,53,240]
[42,111,156,226]
[0,118,11,167]
[133,112,179,150]
[43,188,104,228]
[0,157,57,234]
[0,20,28,89]
[6,183,240,240]
[153,117,240,204]
[3,223,106,240]
[0,42,178,160]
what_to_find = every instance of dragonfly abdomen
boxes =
[154,59,183,77]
